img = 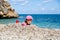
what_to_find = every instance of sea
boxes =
[0,14,60,29]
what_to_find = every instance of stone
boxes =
[0,0,18,18]
[0,23,60,40]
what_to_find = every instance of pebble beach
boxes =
[0,0,60,40]
[0,23,60,40]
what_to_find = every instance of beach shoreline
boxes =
[0,23,60,40]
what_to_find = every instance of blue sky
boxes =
[8,0,60,14]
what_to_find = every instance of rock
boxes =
[0,0,18,18]
[0,11,3,15]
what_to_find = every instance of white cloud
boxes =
[21,7,47,13]
[43,0,49,3]
[10,0,24,2]
[21,1,29,5]
[43,0,53,3]
[37,4,42,6]
[41,7,46,10]
[10,0,29,5]
[8,0,60,14]
[51,8,55,10]
[21,8,25,12]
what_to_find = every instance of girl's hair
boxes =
[25,19,30,25]
[25,19,27,24]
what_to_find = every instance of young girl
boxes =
[22,15,33,26]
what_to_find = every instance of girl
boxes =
[22,15,33,26]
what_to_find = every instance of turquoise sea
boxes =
[0,14,60,29]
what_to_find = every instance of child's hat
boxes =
[26,15,33,20]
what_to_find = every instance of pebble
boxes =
[0,23,60,40]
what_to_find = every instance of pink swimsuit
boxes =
[21,22,27,26]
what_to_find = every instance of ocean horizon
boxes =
[0,14,60,29]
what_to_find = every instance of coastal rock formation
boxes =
[0,0,18,18]
[0,23,60,40]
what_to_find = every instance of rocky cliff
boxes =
[0,0,18,18]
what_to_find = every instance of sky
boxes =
[8,0,60,14]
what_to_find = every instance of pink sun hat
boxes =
[26,15,33,20]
